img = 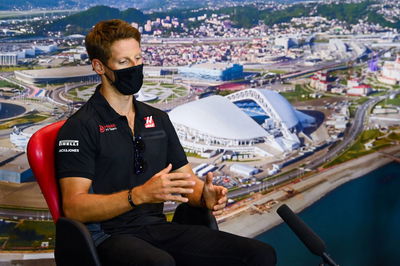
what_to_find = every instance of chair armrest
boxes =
[55,217,101,266]
[172,203,219,230]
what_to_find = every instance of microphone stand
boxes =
[276,204,340,266]
[320,251,339,266]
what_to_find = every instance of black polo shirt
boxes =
[56,86,188,245]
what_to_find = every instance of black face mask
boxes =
[104,64,144,95]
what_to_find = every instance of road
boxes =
[0,208,52,221]
[226,92,388,200]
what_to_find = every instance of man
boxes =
[56,19,276,266]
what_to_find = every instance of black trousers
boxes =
[97,223,276,266]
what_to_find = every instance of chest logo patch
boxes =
[99,124,117,133]
[144,116,155,128]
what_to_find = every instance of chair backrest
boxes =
[27,120,66,223]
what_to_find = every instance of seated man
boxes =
[56,19,276,266]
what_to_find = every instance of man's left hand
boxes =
[202,172,228,216]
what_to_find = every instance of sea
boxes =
[256,162,400,266]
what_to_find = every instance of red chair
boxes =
[27,120,101,266]
[27,120,218,266]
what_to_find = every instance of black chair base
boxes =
[54,203,217,265]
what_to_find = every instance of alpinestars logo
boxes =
[144,116,155,128]
[99,124,117,133]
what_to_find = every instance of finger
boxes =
[158,164,172,175]
[217,196,228,205]
[164,187,194,194]
[165,194,189,203]
[167,172,192,180]
[168,180,196,188]
[213,203,226,211]
[205,171,213,185]
[212,210,223,216]
[215,186,227,196]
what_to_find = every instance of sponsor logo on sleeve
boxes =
[58,140,79,152]
[144,116,155,128]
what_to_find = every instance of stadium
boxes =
[168,88,316,158]
[14,65,100,84]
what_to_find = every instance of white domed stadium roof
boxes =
[257,89,300,129]
[168,95,269,140]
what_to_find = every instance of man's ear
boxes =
[92,59,105,74]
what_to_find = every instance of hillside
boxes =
[0,0,76,10]
[44,6,148,34]
[41,1,400,35]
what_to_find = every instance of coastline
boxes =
[218,146,400,238]
[0,148,398,262]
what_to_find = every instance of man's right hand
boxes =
[131,164,195,205]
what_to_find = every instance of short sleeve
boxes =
[163,113,188,171]
[56,118,97,180]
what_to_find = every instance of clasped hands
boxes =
[132,164,228,216]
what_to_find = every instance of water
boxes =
[0,102,26,119]
[256,162,400,266]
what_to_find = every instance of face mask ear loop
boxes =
[100,61,117,87]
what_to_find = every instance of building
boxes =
[310,71,331,91]
[329,39,348,53]
[10,124,50,150]
[168,88,316,157]
[179,63,243,81]
[14,65,100,85]
[274,37,298,50]
[378,54,400,85]
[346,84,372,96]
[230,164,260,178]
[34,44,58,54]
[346,79,372,96]
[0,150,33,183]
[0,53,18,66]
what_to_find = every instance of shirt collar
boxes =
[90,85,121,123]
[89,85,145,124]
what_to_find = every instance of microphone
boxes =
[276,204,339,266]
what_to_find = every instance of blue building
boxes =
[0,150,34,183]
[179,63,243,81]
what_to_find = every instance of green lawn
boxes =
[185,152,206,159]
[267,69,287,75]
[4,220,55,250]
[378,94,400,107]
[175,90,187,97]
[353,97,369,105]
[280,84,313,103]
[325,129,400,167]
[0,66,46,72]
[165,94,176,102]
[0,80,22,90]
[77,85,92,91]
[160,83,176,88]
[144,82,158,86]
[0,113,49,130]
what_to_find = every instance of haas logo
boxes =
[144,116,155,128]
[99,124,117,133]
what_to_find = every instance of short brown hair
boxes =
[85,19,141,63]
